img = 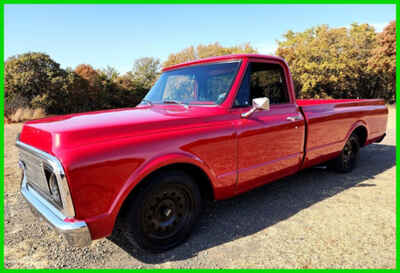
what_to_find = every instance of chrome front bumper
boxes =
[21,176,92,247]
[17,139,92,247]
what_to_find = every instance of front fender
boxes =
[85,152,217,239]
[113,152,217,213]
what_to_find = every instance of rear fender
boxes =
[343,120,369,148]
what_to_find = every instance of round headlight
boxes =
[48,173,61,205]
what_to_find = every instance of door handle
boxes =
[286,116,302,122]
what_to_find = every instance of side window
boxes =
[234,62,290,107]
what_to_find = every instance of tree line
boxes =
[277,22,395,102]
[4,22,395,122]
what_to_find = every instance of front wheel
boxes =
[122,170,202,252]
[328,134,360,173]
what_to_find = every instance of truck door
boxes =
[232,60,305,193]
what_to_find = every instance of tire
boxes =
[328,134,360,173]
[122,169,202,252]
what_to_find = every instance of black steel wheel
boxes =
[328,134,360,173]
[123,169,202,252]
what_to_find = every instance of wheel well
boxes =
[352,126,368,147]
[117,163,215,221]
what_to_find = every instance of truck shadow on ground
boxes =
[108,143,395,264]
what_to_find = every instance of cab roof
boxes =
[162,54,286,72]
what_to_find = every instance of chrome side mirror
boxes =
[241,97,270,118]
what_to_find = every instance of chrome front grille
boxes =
[17,140,76,217]
[19,150,50,195]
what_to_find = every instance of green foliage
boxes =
[5,92,30,117]
[163,42,258,67]
[5,52,67,99]
[129,57,161,90]
[5,31,395,121]
[4,53,152,117]
[368,21,396,103]
[369,21,396,74]
[276,23,395,102]
[5,52,68,114]
[99,66,120,81]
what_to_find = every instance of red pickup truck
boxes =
[17,54,388,252]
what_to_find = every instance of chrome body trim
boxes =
[286,114,302,122]
[16,140,75,217]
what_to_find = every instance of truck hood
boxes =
[19,105,225,155]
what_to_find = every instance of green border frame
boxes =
[0,0,397,270]
[1,0,398,3]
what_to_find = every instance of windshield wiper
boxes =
[163,99,182,105]
[140,99,153,106]
[163,100,189,108]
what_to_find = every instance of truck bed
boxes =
[297,98,388,169]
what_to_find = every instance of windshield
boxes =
[142,61,240,105]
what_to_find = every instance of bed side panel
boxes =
[300,100,387,169]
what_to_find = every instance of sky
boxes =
[5,4,396,74]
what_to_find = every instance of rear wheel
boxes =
[328,134,360,173]
[122,170,202,252]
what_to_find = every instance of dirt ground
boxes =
[4,106,396,269]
